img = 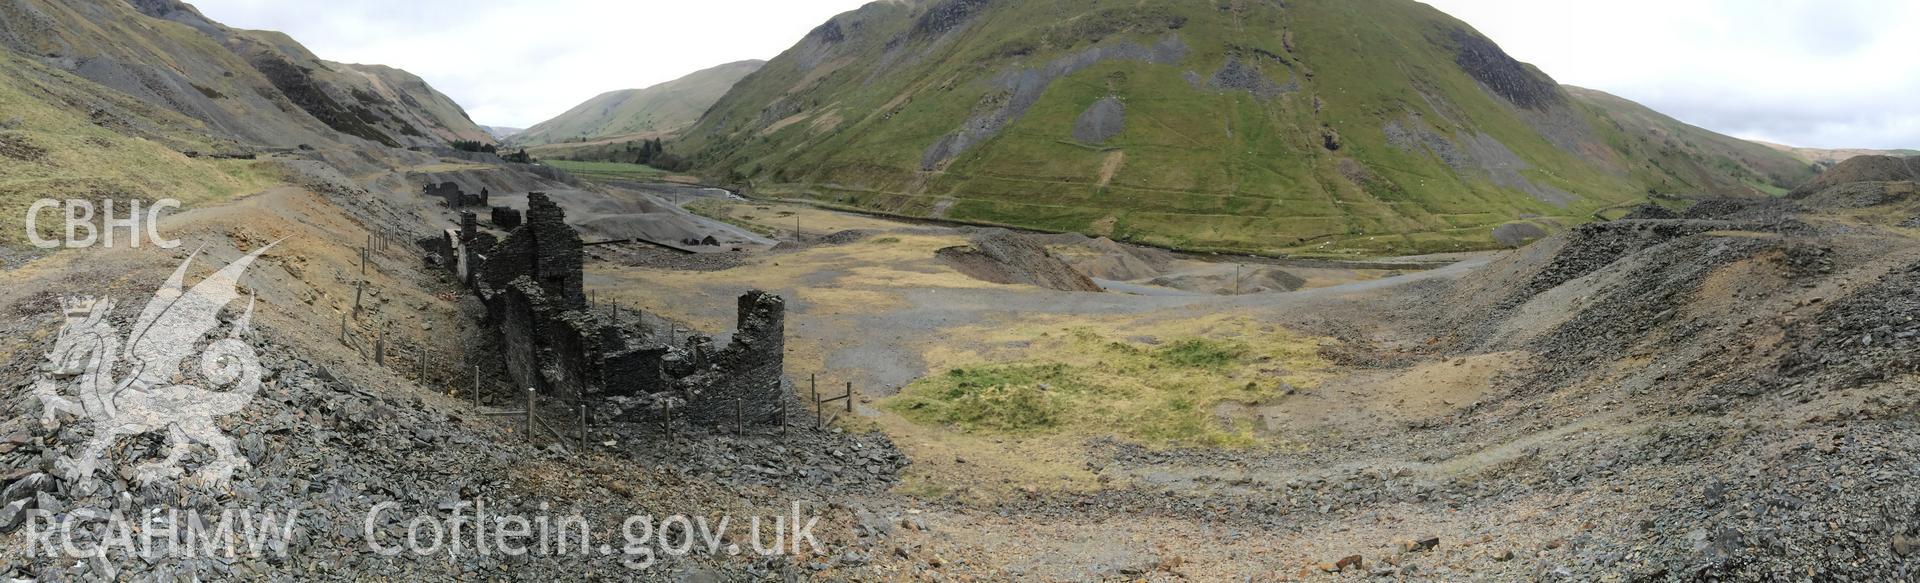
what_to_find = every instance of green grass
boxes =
[1153,338,1246,368]
[542,159,669,183]
[883,328,1322,447]
[894,364,1077,432]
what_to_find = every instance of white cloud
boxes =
[187,0,1919,149]
[1420,0,1920,149]
[189,0,870,128]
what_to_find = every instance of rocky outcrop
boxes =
[1449,28,1562,110]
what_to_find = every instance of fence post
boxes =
[845,381,854,413]
[733,397,742,435]
[579,401,590,452]
[812,373,822,429]
[374,326,385,365]
[524,387,535,443]
[473,365,481,408]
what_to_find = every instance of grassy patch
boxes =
[541,159,667,183]
[1154,338,1246,368]
[884,326,1322,447]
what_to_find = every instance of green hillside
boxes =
[0,0,493,246]
[1565,86,1818,197]
[676,0,1813,255]
[0,0,491,150]
[511,60,764,147]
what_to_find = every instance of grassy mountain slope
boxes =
[1565,87,1819,197]
[327,61,492,145]
[0,49,274,247]
[0,0,488,247]
[677,0,1811,255]
[482,125,524,140]
[510,59,764,147]
[0,0,489,150]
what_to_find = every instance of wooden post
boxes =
[733,397,742,435]
[524,387,535,443]
[339,313,347,342]
[472,365,481,408]
[611,299,618,325]
[845,381,854,413]
[812,373,822,429]
[353,280,364,311]
[374,326,385,364]
[578,402,590,452]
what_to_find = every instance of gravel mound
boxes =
[1618,203,1679,220]
[1071,97,1125,145]
[935,230,1101,292]
[1491,221,1549,248]
[1774,260,1920,390]
[1797,180,1917,210]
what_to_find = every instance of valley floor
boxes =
[4,164,1918,582]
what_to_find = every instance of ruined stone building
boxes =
[424,191,787,427]
[423,181,490,208]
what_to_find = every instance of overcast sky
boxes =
[188,0,1917,150]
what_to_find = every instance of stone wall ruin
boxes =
[423,181,490,208]
[426,191,787,428]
